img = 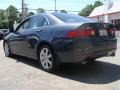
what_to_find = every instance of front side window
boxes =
[16,18,30,32]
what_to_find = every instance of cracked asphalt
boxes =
[0,39,120,90]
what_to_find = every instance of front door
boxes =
[9,18,31,55]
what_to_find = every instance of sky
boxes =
[0,0,104,13]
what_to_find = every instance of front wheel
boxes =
[38,45,59,72]
[4,42,12,57]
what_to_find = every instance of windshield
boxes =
[52,13,93,23]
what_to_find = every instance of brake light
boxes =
[66,29,95,38]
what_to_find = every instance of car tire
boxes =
[38,45,60,72]
[4,41,12,57]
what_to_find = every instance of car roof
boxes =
[28,12,69,18]
[26,13,93,25]
[26,13,66,25]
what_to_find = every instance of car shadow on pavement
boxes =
[11,55,120,84]
[55,62,120,84]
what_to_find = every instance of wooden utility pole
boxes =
[22,0,25,20]
[55,0,57,12]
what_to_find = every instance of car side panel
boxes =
[18,27,53,60]
[5,33,24,54]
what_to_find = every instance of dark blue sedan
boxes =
[3,13,117,72]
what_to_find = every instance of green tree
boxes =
[17,13,22,23]
[6,5,18,23]
[79,4,93,17]
[0,9,8,29]
[0,20,9,29]
[60,10,67,13]
[28,12,35,17]
[0,9,6,20]
[36,8,46,13]
[93,1,103,8]
[79,1,103,16]
[6,5,19,30]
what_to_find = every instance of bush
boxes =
[0,21,9,29]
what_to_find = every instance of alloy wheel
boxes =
[4,42,10,57]
[40,48,53,70]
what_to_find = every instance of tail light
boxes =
[108,29,115,36]
[66,29,95,38]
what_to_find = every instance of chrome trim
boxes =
[42,15,50,26]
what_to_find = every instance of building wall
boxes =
[109,12,120,29]
[90,17,99,22]
[90,12,120,24]
[109,12,120,24]
[109,12,120,20]
[99,15,104,22]
[90,15,105,23]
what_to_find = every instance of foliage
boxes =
[36,8,46,13]
[0,9,6,20]
[79,1,103,16]
[93,1,103,8]
[17,13,22,23]
[28,12,35,17]
[0,1,103,29]
[0,9,8,29]
[0,5,35,29]
[79,4,93,17]
[60,10,67,13]
[6,5,19,24]
[0,20,9,29]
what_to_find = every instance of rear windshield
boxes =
[52,13,93,23]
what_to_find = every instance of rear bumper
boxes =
[55,38,117,63]
[57,48,116,63]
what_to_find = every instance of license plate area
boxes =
[99,29,108,37]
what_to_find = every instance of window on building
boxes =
[112,19,120,30]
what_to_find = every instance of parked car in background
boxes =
[3,13,117,72]
[0,29,9,40]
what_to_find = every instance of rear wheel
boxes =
[4,42,12,57]
[38,45,59,72]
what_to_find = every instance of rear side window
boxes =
[29,16,44,28]
[53,13,93,23]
